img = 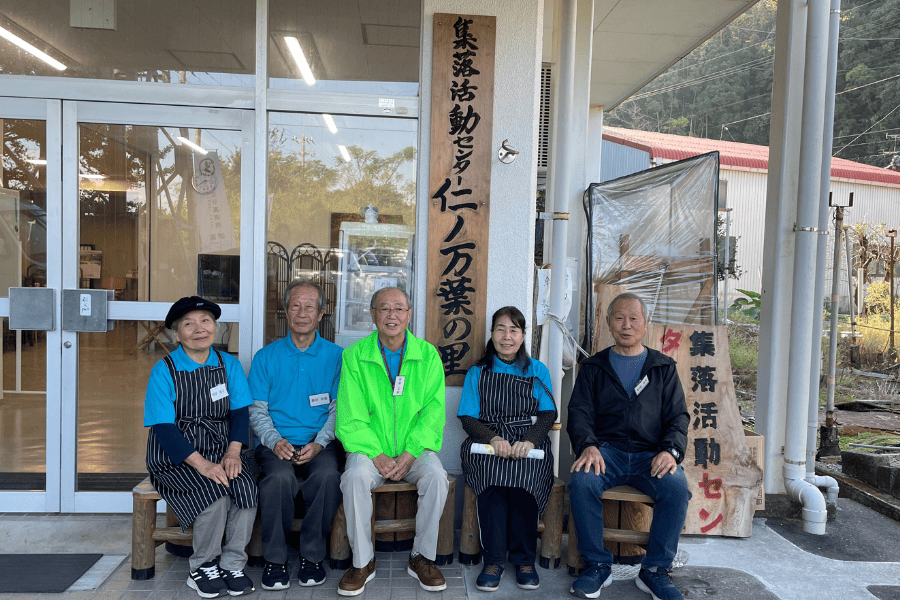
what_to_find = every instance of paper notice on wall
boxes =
[192,152,236,253]
[535,261,574,325]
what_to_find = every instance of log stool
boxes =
[131,477,195,580]
[458,477,565,569]
[566,484,655,575]
[329,475,457,570]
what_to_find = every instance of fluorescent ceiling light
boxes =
[79,173,105,180]
[322,114,338,134]
[26,159,47,165]
[284,36,316,86]
[176,136,209,155]
[0,25,66,71]
[338,145,351,162]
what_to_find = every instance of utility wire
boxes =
[837,72,900,95]
[833,102,900,156]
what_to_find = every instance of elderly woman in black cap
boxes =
[143,296,259,598]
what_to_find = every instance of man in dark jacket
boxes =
[567,292,690,600]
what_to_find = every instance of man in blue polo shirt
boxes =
[249,279,343,590]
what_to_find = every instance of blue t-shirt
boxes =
[248,332,342,446]
[144,346,253,426]
[457,357,556,418]
[609,346,648,396]
[379,333,406,384]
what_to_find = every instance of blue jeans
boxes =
[568,445,691,570]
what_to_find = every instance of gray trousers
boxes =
[255,442,342,564]
[190,495,256,571]
[340,451,449,568]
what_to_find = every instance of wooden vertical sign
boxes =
[426,13,495,385]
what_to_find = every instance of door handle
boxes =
[8,287,55,330]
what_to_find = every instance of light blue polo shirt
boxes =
[144,346,253,426]
[458,357,556,418]
[248,332,343,446]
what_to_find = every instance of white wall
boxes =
[723,167,900,307]
[417,0,545,474]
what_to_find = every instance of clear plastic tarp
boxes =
[582,152,720,344]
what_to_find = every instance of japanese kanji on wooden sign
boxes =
[426,13,495,385]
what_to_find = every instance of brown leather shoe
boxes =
[337,559,376,597]
[407,554,447,591]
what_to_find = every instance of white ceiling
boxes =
[0,0,758,107]
[586,0,761,109]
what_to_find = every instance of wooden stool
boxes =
[329,476,457,569]
[458,477,565,569]
[132,477,195,580]
[566,485,655,575]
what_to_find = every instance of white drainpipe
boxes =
[545,0,577,476]
[783,0,830,535]
[803,0,842,507]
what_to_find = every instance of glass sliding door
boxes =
[61,104,252,511]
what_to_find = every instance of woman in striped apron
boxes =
[144,296,259,598]
[458,306,557,592]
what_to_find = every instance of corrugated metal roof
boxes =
[603,127,900,186]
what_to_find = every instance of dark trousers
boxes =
[568,446,691,570]
[254,442,342,564]
[476,485,539,566]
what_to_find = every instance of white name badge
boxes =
[210,384,228,402]
[393,375,405,396]
[634,375,649,396]
[309,393,330,407]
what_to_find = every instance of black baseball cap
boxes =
[165,296,222,329]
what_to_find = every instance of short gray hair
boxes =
[606,292,649,322]
[283,278,326,313]
[370,286,410,310]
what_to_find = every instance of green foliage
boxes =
[729,335,758,371]
[839,431,900,453]
[605,0,900,167]
[730,289,761,320]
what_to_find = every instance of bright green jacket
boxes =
[336,331,446,459]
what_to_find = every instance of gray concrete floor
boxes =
[2,499,900,600]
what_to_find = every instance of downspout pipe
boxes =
[804,0,842,501]
[783,0,830,535]
[546,0,577,476]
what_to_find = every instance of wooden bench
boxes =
[133,475,457,579]
[131,477,194,580]
[566,485,655,575]
[458,477,566,569]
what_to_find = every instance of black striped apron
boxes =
[460,369,556,513]
[146,349,258,531]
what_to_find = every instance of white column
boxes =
[756,0,808,495]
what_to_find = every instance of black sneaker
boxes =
[515,564,540,590]
[571,564,612,598]
[261,561,290,590]
[220,567,255,596]
[187,560,228,598]
[297,556,327,586]
[636,567,683,600]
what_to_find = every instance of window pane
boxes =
[268,0,420,95]
[0,117,47,491]
[79,124,243,303]
[0,1,255,86]
[266,112,417,347]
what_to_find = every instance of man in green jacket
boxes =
[335,287,449,597]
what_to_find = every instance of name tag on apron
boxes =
[309,393,330,407]
[210,384,228,402]
[634,375,649,396]
[393,375,405,396]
